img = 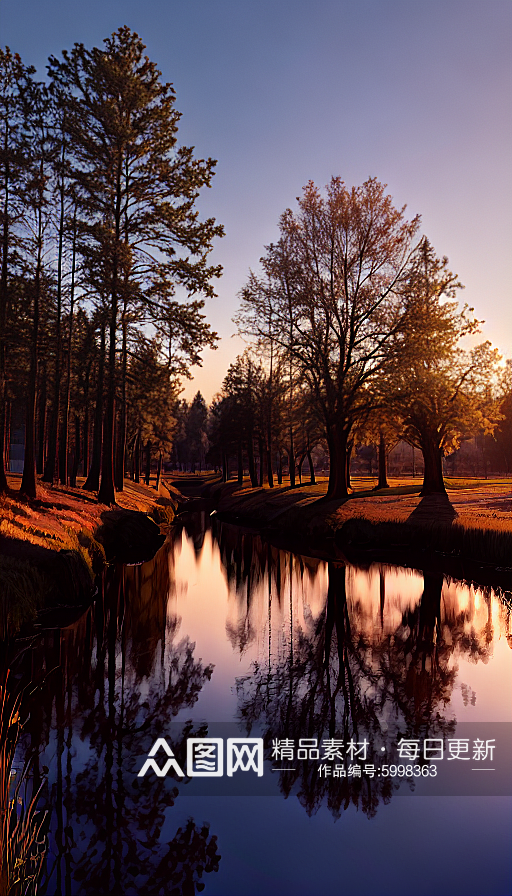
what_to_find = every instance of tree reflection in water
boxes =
[12,535,220,896]
[2,515,510,893]
[214,521,501,820]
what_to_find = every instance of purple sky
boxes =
[2,0,511,402]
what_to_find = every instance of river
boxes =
[7,511,512,895]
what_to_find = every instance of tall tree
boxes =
[20,80,53,498]
[48,27,222,504]
[238,178,420,498]
[42,103,70,485]
[183,391,208,472]
[0,48,34,492]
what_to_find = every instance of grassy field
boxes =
[209,474,511,528]
[206,474,511,573]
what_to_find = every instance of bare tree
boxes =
[238,177,420,498]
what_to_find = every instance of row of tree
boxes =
[0,28,222,502]
[207,179,507,496]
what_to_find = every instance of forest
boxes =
[1,29,510,507]
[0,28,222,504]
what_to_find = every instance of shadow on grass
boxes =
[407,494,458,525]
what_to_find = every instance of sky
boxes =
[1,0,511,402]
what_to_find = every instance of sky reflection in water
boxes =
[11,513,512,895]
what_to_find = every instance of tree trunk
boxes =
[97,302,117,504]
[82,403,89,480]
[21,196,43,499]
[3,401,10,478]
[237,439,243,484]
[247,434,257,487]
[59,211,77,485]
[155,451,162,491]
[266,444,274,488]
[258,435,264,487]
[277,451,283,485]
[37,363,47,474]
[43,149,66,484]
[70,414,80,487]
[326,425,350,500]
[144,439,152,486]
[83,324,105,492]
[267,342,274,489]
[0,151,9,494]
[98,156,122,506]
[21,356,38,499]
[115,313,127,491]
[307,448,315,484]
[288,426,295,487]
[222,450,228,482]
[133,429,140,483]
[327,431,336,495]
[377,430,389,489]
[58,415,66,484]
[420,437,446,496]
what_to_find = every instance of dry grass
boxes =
[0,475,177,637]
[1,474,178,555]
[210,476,511,568]
[211,475,511,530]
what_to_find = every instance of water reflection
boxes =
[1,514,511,895]
[12,537,220,896]
[211,520,510,818]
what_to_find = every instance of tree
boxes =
[125,336,178,484]
[491,361,512,474]
[41,102,74,486]
[352,387,404,489]
[184,391,208,472]
[48,27,222,504]
[237,178,420,498]
[386,238,503,495]
[0,48,35,492]
[221,353,267,487]
[19,80,54,498]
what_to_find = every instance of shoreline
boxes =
[204,476,512,595]
[1,472,510,638]
[0,475,180,637]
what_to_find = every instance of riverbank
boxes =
[206,476,512,593]
[0,475,180,636]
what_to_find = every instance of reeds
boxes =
[0,671,47,896]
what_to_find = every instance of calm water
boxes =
[11,513,512,895]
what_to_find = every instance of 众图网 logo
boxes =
[138,737,264,778]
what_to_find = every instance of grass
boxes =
[0,475,178,638]
[208,475,511,571]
